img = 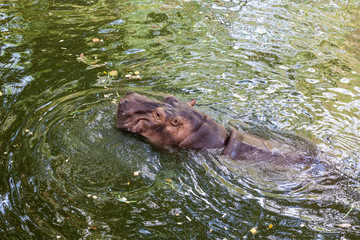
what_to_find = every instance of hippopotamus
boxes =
[116,92,317,163]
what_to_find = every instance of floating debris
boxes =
[337,223,352,229]
[89,225,97,230]
[344,201,358,218]
[250,227,257,235]
[125,73,142,79]
[109,70,118,77]
[77,53,86,62]
[24,129,33,135]
[92,38,100,43]
[133,171,141,176]
[117,195,137,203]
[186,216,192,222]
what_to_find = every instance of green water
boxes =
[1,0,360,239]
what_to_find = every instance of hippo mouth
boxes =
[118,116,151,133]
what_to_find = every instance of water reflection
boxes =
[1,0,360,239]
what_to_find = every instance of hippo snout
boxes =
[116,92,161,130]
[118,92,137,114]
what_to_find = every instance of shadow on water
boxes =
[1,0,360,239]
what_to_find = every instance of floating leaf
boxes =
[337,223,352,228]
[109,70,118,77]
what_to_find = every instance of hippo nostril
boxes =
[125,91,135,96]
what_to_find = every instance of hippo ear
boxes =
[188,99,196,106]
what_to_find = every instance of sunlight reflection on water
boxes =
[0,0,359,239]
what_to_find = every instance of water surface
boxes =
[1,0,360,239]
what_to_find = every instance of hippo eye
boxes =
[153,108,164,123]
[171,117,180,127]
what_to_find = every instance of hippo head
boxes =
[116,92,229,149]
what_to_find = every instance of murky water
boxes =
[1,0,360,239]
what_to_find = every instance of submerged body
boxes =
[116,92,317,163]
